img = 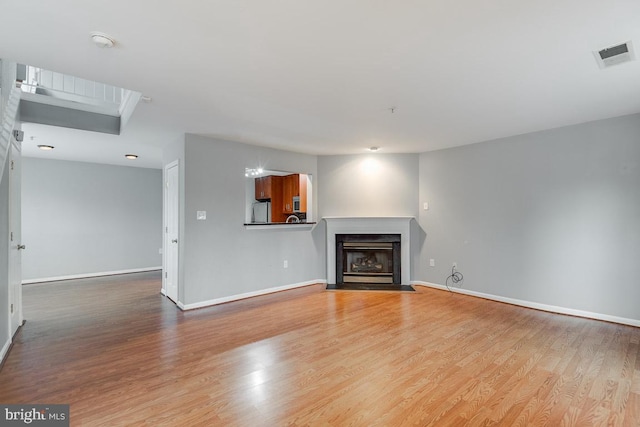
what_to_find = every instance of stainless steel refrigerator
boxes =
[252,201,271,223]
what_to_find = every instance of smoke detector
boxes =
[90,32,115,48]
[594,41,635,69]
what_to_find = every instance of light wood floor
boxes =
[1,272,639,426]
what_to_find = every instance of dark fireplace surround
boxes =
[336,234,401,285]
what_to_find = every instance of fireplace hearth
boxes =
[336,234,401,285]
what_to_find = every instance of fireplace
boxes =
[336,234,401,285]
[324,217,412,285]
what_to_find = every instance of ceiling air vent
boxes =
[594,41,635,69]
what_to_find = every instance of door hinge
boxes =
[10,160,14,170]
[165,226,168,233]
[165,272,168,278]
[10,304,14,314]
[10,231,13,242]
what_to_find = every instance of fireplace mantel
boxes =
[324,217,413,285]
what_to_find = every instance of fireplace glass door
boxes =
[336,234,401,285]
[343,242,393,283]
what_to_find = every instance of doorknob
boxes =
[171,239,178,243]
[17,244,26,250]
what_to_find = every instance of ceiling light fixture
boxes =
[90,32,116,48]
[37,145,54,151]
[245,167,264,177]
[369,146,380,152]
[125,154,138,160]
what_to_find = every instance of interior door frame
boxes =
[163,160,179,303]
[8,132,23,336]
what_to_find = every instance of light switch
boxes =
[423,202,429,210]
[197,211,207,220]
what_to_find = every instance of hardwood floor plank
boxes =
[1,272,640,426]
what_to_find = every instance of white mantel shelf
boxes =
[323,217,414,285]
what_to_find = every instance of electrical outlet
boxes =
[429,259,435,267]
[283,260,288,268]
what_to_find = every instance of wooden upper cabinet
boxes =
[255,176,273,201]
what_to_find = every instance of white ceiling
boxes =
[3,0,640,168]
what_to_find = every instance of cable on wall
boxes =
[445,265,464,292]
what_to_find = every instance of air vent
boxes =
[594,41,635,69]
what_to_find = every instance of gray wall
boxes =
[174,116,640,323]
[317,153,419,218]
[417,113,640,320]
[180,135,324,305]
[21,158,162,281]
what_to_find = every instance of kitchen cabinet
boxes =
[282,174,299,213]
[270,176,285,222]
[282,174,308,213]
[299,174,307,212]
[255,175,286,222]
[255,176,273,201]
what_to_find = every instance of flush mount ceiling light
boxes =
[125,154,138,160]
[90,31,116,48]
[37,145,54,151]
[369,146,380,152]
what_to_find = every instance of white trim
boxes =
[0,338,11,366]
[179,279,327,311]
[412,281,640,328]
[160,288,167,296]
[22,267,162,284]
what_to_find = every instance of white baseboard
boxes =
[22,267,162,284]
[411,281,640,328]
[160,288,167,296]
[0,337,11,366]
[179,279,327,311]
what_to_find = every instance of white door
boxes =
[165,161,179,303]
[8,137,23,335]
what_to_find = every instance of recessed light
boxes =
[125,154,138,160]
[90,31,115,48]
[369,146,380,152]
[37,145,54,151]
